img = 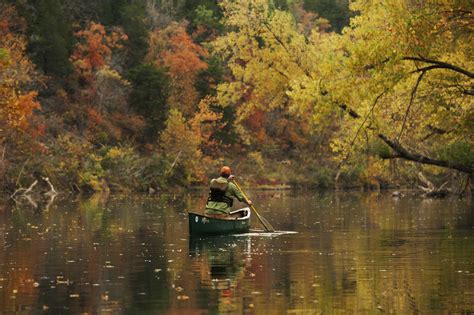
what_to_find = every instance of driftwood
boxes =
[10,177,58,209]
[417,172,450,198]
[43,177,58,196]
[459,175,471,199]
[166,150,182,175]
[10,180,39,199]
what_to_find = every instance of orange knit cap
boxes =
[220,166,231,177]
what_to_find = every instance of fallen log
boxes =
[417,172,450,198]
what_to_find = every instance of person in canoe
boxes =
[205,166,253,219]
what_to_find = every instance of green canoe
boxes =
[188,207,251,236]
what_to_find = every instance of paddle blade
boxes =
[232,179,276,233]
[251,205,276,232]
[260,216,276,232]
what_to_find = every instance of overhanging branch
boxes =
[378,134,472,174]
[337,102,472,174]
[403,56,474,79]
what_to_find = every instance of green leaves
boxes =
[128,64,170,139]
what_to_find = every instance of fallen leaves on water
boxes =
[101,292,109,301]
[177,295,189,300]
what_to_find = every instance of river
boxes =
[0,191,473,313]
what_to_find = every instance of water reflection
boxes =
[189,236,251,313]
[0,191,472,313]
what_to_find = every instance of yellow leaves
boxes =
[190,97,222,137]
[160,109,202,181]
[213,0,323,148]
[321,0,474,164]
[95,65,130,96]
[219,0,270,29]
[105,147,131,159]
[96,66,123,82]
[213,0,473,173]
[248,151,265,170]
[160,98,222,183]
[216,82,246,107]
[0,48,11,67]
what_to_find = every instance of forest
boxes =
[0,0,472,195]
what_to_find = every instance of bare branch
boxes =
[462,88,474,96]
[378,134,473,174]
[268,62,290,79]
[23,180,38,195]
[403,56,474,79]
[459,175,470,198]
[397,70,426,142]
[420,125,453,142]
[350,90,387,148]
[42,177,58,196]
[10,180,38,199]
[334,101,472,174]
[166,150,182,175]
[338,103,361,119]
[418,172,435,190]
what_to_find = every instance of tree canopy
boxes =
[0,0,472,194]
[212,0,473,175]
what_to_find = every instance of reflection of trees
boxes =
[243,191,474,313]
[0,192,472,313]
[0,194,182,313]
[305,193,474,313]
[189,236,251,313]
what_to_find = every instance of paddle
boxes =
[232,179,276,232]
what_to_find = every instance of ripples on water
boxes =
[0,191,473,313]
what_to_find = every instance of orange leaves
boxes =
[0,90,40,130]
[146,23,209,116]
[17,92,41,127]
[244,110,268,143]
[147,23,208,77]
[87,108,103,125]
[71,21,130,124]
[71,22,127,81]
[0,17,8,33]
[0,4,41,132]
[0,5,26,34]
[161,26,208,77]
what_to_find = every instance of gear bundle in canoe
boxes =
[188,208,251,236]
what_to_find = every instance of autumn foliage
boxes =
[1,0,472,195]
[0,5,40,131]
[147,22,209,116]
[71,22,128,83]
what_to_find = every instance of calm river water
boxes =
[0,191,473,314]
